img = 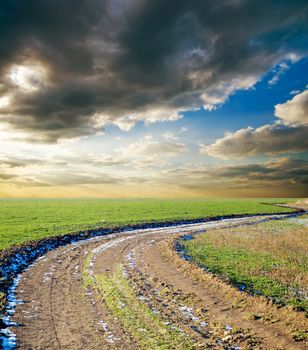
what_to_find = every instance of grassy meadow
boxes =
[183,217,308,312]
[0,198,296,251]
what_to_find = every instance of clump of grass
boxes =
[292,329,308,342]
[95,265,195,349]
[182,218,308,312]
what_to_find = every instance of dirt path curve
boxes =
[5,214,307,350]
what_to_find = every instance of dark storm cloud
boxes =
[161,157,308,193]
[37,173,121,186]
[0,0,307,142]
[0,0,105,74]
[0,172,16,180]
[0,152,46,168]
[213,158,308,185]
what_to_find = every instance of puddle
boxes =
[178,304,200,322]
[0,275,23,349]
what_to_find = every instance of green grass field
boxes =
[0,198,296,251]
[182,217,308,312]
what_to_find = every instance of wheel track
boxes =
[4,214,307,349]
[48,249,79,349]
[102,233,262,349]
[48,259,62,350]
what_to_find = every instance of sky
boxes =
[0,0,307,198]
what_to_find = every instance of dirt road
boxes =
[3,214,307,349]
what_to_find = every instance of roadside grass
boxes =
[94,266,195,349]
[182,218,308,313]
[301,214,308,219]
[0,198,296,250]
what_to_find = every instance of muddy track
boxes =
[1,214,307,349]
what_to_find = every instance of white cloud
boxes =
[179,126,188,134]
[92,108,183,134]
[200,123,308,159]
[201,90,308,160]
[275,90,308,126]
[290,90,301,95]
[162,132,178,141]
[268,62,289,86]
[122,139,186,158]
[201,76,257,110]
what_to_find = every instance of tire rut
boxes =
[4,214,307,349]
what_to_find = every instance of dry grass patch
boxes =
[182,218,308,312]
[159,236,308,344]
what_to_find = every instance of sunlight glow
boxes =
[0,96,11,109]
[9,63,48,92]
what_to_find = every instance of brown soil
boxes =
[8,215,307,349]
